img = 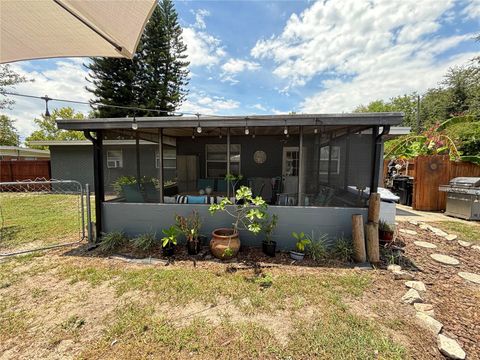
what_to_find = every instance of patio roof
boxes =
[57,112,403,131]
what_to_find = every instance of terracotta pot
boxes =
[379,230,394,242]
[210,228,240,260]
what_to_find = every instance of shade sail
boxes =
[0,0,157,64]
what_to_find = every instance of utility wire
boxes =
[2,91,235,119]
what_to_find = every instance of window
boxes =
[319,146,340,175]
[206,144,240,178]
[155,148,176,169]
[107,150,123,168]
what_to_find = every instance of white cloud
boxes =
[221,58,260,74]
[463,0,480,19]
[192,9,210,30]
[183,10,225,67]
[180,91,239,115]
[252,103,267,111]
[250,0,479,112]
[2,60,91,141]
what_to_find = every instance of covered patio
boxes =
[57,113,402,249]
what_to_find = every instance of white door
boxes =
[282,147,299,194]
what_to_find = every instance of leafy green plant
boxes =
[225,173,243,195]
[113,176,137,196]
[379,220,395,232]
[261,214,278,244]
[99,231,128,253]
[305,232,328,261]
[292,232,311,253]
[330,236,354,262]
[131,232,158,252]
[209,186,268,234]
[223,247,234,258]
[161,226,178,248]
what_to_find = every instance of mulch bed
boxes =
[389,222,480,359]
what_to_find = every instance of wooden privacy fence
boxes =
[0,160,51,182]
[412,156,480,211]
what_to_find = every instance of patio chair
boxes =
[122,184,144,203]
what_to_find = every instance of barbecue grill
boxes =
[439,177,480,220]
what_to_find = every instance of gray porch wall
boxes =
[102,202,368,250]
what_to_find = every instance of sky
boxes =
[3,0,480,141]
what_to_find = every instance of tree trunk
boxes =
[352,214,366,263]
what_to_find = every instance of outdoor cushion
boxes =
[175,195,188,204]
[187,195,206,204]
[122,184,144,203]
[164,196,176,204]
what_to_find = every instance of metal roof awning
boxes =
[57,112,404,131]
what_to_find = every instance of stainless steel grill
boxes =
[439,177,480,220]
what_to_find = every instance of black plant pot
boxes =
[162,244,175,257]
[187,240,201,255]
[262,241,276,257]
[198,235,208,247]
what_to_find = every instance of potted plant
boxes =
[225,173,243,195]
[175,210,202,255]
[379,220,395,243]
[290,232,311,261]
[261,214,278,257]
[161,226,178,257]
[209,186,267,260]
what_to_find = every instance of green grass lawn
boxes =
[431,221,480,244]
[0,193,87,250]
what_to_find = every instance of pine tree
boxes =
[85,0,189,117]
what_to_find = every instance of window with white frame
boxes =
[206,144,240,178]
[106,150,123,168]
[319,146,340,175]
[155,148,176,169]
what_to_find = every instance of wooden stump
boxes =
[352,214,366,263]
[368,192,381,224]
[366,222,380,263]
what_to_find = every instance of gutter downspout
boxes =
[84,130,104,242]
[371,125,390,193]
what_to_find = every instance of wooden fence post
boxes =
[352,214,366,263]
[366,193,380,263]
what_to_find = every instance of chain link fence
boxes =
[0,178,86,256]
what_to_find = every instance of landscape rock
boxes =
[416,312,443,334]
[387,264,402,272]
[399,229,417,235]
[393,271,415,280]
[431,228,449,237]
[445,234,458,241]
[405,280,426,292]
[419,224,432,231]
[414,241,437,249]
[402,288,423,304]
[472,245,480,251]
[458,240,472,247]
[458,272,480,285]
[437,334,466,360]
[414,303,435,316]
[430,254,460,266]
[408,220,419,226]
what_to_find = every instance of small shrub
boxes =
[131,232,158,252]
[330,236,354,262]
[99,231,128,253]
[306,232,328,261]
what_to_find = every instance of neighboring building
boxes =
[0,146,50,161]
[54,113,403,249]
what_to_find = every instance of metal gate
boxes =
[0,179,86,256]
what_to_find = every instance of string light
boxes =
[196,113,202,133]
[131,110,138,130]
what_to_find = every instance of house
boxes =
[0,146,50,160]
[55,113,403,249]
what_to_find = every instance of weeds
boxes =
[131,232,158,251]
[98,231,128,253]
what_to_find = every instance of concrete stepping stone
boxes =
[402,288,422,304]
[445,234,458,241]
[419,223,432,231]
[458,240,472,247]
[431,227,448,237]
[414,303,434,316]
[430,254,460,266]
[416,312,443,334]
[437,334,466,360]
[387,264,401,272]
[393,271,414,280]
[414,241,437,249]
[472,245,480,251]
[405,280,426,292]
[458,272,480,285]
[400,229,417,235]
[408,220,419,226]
